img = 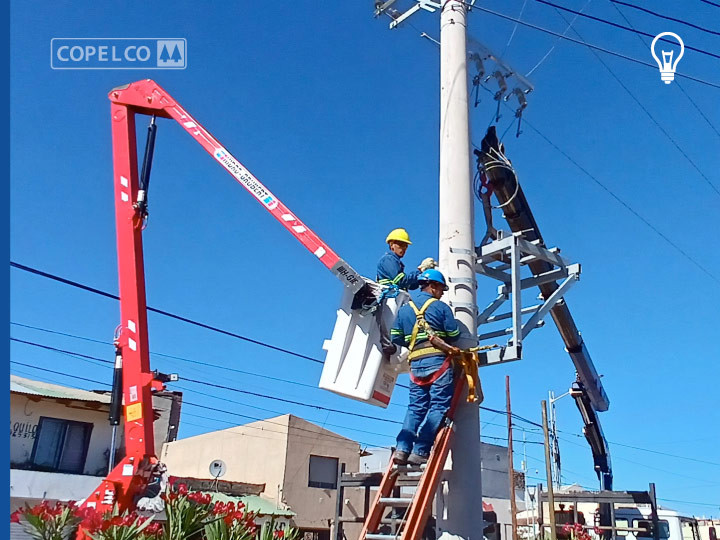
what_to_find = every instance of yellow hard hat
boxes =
[386,228,412,245]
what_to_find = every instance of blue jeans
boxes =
[396,356,454,457]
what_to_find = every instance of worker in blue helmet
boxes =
[389,269,461,466]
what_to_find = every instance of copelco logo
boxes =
[51,38,186,69]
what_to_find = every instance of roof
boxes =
[208,493,295,517]
[175,413,361,449]
[10,375,110,404]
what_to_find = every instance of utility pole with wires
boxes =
[436,1,483,537]
[507,376,519,540]
[548,389,571,489]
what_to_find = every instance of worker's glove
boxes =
[382,344,397,356]
[418,257,438,271]
[449,346,462,356]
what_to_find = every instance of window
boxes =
[681,521,699,540]
[633,520,670,539]
[308,455,338,489]
[615,519,629,536]
[30,417,93,474]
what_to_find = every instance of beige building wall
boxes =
[161,415,290,496]
[10,393,114,476]
[161,414,366,537]
[281,416,362,531]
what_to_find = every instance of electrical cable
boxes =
[11,331,546,437]
[656,497,720,508]
[9,360,528,451]
[10,261,323,365]
[516,113,720,286]
[9,265,415,392]
[179,377,401,425]
[700,0,720,7]
[470,5,720,89]
[607,1,720,140]
[606,0,720,36]
[533,0,720,61]
[11,349,715,470]
[9,359,394,448]
[550,7,720,198]
[525,0,593,77]
[501,0,529,57]
[11,322,333,393]
[9,337,400,425]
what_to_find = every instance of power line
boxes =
[10,261,323,365]
[15,322,548,438]
[700,0,720,7]
[606,1,720,140]
[10,361,109,387]
[557,435,720,485]
[8,360,526,452]
[606,0,720,36]
[9,359,395,448]
[551,6,720,198]
[12,344,716,472]
[11,332,545,435]
[179,377,401,425]
[470,5,720,89]
[554,427,720,467]
[502,0,530,57]
[656,497,720,508]
[518,115,720,286]
[525,0,592,77]
[13,276,720,469]
[533,0,720,61]
[9,336,401,425]
[10,322,336,393]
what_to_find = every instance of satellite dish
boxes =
[209,459,227,479]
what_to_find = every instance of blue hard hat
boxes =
[418,269,449,291]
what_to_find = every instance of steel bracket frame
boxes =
[476,232,580,365]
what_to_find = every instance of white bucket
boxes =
[319,282,409,408]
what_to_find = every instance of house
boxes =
[10,375,182,514]
[161,414,365,540]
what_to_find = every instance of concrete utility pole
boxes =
[507,377,519,540]
[437,0,482,537]
[542,400,557,540]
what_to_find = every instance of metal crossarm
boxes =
[476,231,581,364]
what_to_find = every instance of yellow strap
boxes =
[408,344,447,361]
[454,349,484,403]
[407,298,438,353]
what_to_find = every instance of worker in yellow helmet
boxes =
[377,228,437,290]
[376,228,437,357]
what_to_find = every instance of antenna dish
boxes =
[209,459,227,478]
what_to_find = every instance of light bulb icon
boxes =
[651,32,684,84]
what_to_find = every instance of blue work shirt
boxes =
[377,252,421,290]
[390,291,460,370]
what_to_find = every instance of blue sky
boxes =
[9,0,720,519]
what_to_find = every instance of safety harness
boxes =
[407,298,446,361]
[405,299,487,402]
[406,298,453,386]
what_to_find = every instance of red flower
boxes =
[10,510,21,523]
[275,529,286,539]
[177,483,188,496]
[213,502,227,515]
[146,522,163,537]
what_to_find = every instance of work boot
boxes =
[393,451,409,465]
[407,453,428,466]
